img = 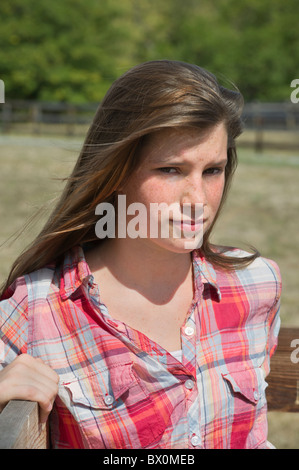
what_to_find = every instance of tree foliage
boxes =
[0,0,297,103]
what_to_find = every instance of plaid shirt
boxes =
[0,246,281,449]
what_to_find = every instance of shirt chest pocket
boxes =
[60,362,172,449]
[221,365,268,445]
[221,365,267,408]
[201,365,268,448]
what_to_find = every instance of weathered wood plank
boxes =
[267,327,299,412]
[0,400,48,449]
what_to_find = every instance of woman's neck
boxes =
[86,237,193,305]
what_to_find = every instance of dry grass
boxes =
[0,135,78,280]
[0,134,298,448]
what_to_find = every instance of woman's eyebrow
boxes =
[155,160,185,166]
[152,157,228,166]
[208,158,228,166]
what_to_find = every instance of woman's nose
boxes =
[181,177,207,206]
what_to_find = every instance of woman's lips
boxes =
[172,219,205,233]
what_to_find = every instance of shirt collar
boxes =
[59,245,93,300]
[192,250,221,301]
[59,246,221,301]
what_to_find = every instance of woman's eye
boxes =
[158,167,178,174]
[204,167,223,175]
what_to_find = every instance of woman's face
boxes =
[119,123,228,254]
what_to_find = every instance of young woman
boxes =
[0,60,281,449]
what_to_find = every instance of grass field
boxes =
[0,133,298,448]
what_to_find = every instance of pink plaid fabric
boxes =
[0,246,281,448]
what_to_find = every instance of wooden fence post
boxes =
[267,327,299,412]
[0,400,48,449]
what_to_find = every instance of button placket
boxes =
[104,394,114,407]
[184,326,195,336]
[190,434,200,447]
[181,323,197,377]
[185,379,195,390]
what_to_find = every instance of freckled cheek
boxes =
[135,180,176,206]
[207,179,225,211]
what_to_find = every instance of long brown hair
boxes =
[1,60,258,295]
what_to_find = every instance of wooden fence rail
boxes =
[266,327,299,412]
[1,100,299,128]
[0,326,298,448]
[1,101,299,151]
[0,100,97,136]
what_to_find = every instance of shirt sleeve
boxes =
[246,258,282,449]
[0,276,29,368]
[262,258,282,378]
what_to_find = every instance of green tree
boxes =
[0,0,133,102]
[0,0,298,103]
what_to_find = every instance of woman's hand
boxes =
[0,354,59,423]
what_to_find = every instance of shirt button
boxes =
[191,434,200,447]
[185,379,195,390]
[253,390,259,401]
[104,394,114,406]
[184,326,195,336]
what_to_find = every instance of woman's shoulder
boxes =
[0,275,29,323]
[223,247,281,278]
[0,245,85,306]
[1,265,56,305]
[216,247,282,299]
